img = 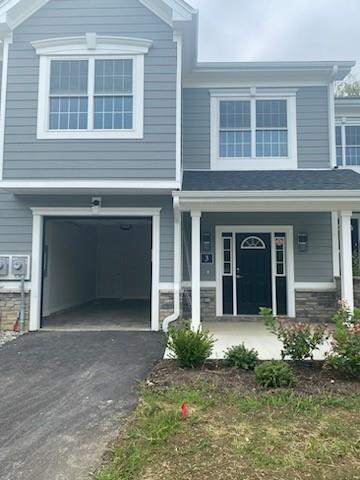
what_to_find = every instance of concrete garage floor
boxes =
[42,299,151,331]
[0,331,165,480]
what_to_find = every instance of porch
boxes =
[174,170,360,332]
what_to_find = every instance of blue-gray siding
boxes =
[183,212,333,283]
[183,86,330,170]
[0,192,174,282]
[4,0,177,180]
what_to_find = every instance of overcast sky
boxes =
[189,0,359,77]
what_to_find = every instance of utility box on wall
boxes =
[0,255,31,280]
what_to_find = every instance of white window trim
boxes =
[210,88,298,170]
[335,117,360,171]
[32,34,152,140]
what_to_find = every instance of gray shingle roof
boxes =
[182,169,360,192]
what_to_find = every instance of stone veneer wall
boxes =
[354,277,360,306]
[0,292,30,331]
[159,291,174,325]
[295,290,337,323]
[2,280,358,332]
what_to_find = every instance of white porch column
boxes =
[331,212,340,278]
[339,210,354,310]
[191,209,201,330]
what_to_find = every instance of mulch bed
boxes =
[148,359,360,395]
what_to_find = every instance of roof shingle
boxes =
[182,169,360,192]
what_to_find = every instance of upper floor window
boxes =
[336,124,360,167]
[211,89,297,170]
[32,34,152,140]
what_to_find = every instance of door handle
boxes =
[236,275,243,279]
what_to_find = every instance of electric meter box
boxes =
[11,256,29,278]
[0,256,10,277]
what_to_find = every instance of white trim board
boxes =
[215,225,295,318]
[29,207,161,332]
[0,180,180,194]
[159,281,217,290]
[294,282,336,292]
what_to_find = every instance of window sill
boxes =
[212,156,297,170]
[36,129,144,140]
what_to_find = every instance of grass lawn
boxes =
[95,363,360,480]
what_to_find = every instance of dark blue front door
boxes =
[236,233,272,315]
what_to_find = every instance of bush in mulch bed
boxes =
[260,307,328,361]
[326,301,360,379]
[148,359,360,396]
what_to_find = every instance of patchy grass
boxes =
[95,380,360,480]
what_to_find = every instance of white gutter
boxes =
[174,189,360,199]
[163,196,182,333]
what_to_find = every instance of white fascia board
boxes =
[184,61,355,87]
[173,190,360,213]
[174,189,360,199]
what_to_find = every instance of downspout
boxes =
[163,196,182,332]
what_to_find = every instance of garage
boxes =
[41,217,152,331]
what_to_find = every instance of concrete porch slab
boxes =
[206,322,333,360]
[164,322,333,360]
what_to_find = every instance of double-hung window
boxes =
[255,100,288,157]
[33,34,152,140]
[211,90,297,170]
[336,123,360,167]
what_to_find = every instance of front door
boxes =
[236,233,272,314]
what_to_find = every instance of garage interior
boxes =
[41,217,152,330]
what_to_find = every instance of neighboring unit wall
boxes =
[182,86,330,170]
[182,212,333,283]
[42,221,97,316]
[3,0,177,180]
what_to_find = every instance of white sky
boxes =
[189,0,359,77]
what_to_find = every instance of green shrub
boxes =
[326,301,360,378]
[224,344,258,370]
[167,322,215,369]
[353,252,360,277]
[255,361,296,388]
[260,307,327,361]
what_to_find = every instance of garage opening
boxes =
[41,217,152,330]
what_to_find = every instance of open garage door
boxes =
[41,217,152,331]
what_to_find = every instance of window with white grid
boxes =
[215,96,292,163]
[256,100,288,157]
[49,60,89,130]
[49,58,134,133]
[219,101,251,157]
[335,124,360,167]
[94,59,133,130]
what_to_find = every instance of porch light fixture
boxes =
[202,232,211,252]
[298,233,308,252]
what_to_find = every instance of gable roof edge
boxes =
[0,0,197,32]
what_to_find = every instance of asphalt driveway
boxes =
[0,331,165,480]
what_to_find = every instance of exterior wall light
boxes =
[298,232,309,252]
